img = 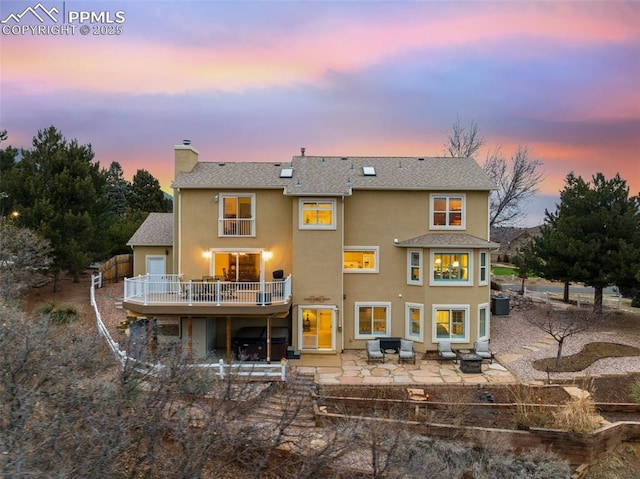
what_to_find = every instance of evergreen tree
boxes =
[537,173,640,313]
[130,169,172,213]
[105,161,132,218]
[10,126,110,289]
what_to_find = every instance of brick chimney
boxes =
[174,140,199,176]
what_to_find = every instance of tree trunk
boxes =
[593,286,603,314]
[53,272,61,293]
[520,276,525,294]
[563,281,570,303]
[555,338,564,367]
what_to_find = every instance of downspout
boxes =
[340,196,345,353]
[177,188,182,275]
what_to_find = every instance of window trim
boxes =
[430,193,466,230]
[218,193,256,237]
[344,246,379,273]
[478,303,490,341]
[430,251,473,286]
[407,250,423,285]
[405,302,424,342]
[479,251,488,286]
[355,302,391,339]
[299,198,337,230]
[432,304,470,343]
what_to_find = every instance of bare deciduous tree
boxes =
[445,119,544,227]
[523,303,599,366]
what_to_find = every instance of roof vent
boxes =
[341,157,348,160]
[301,147,306,156]
[218,162,225,166]
[418,157,424,161]
[183,139,191,146]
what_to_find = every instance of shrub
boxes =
[37,302,79,324]
[509,384,553,430]
[553,395,601,433]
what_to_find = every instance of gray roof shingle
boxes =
[126,213,173,246]
[171,156,496,194]
[395,233,499,249]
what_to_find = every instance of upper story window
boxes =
[431,194,465,229]
[300,199,336,229]
[432,252,471,285]
[219,193,255,237]
[344,247,378,273]
[479,252,488,285]
[407,250,422,285]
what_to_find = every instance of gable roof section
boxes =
[395,233,499,249]
[127,212,173,246]
[171,156,496,195]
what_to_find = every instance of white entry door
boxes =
[146,256,166,292]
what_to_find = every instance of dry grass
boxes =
[509,384,554,430]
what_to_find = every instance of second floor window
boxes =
[407,250,422,285]
[431,194,464,229]
[300,199,336,229]
[433,252,470,283]
[219,194,255,237]
[344,247,378,272]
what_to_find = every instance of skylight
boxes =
[279,168,294,178]
[363,166,376,176]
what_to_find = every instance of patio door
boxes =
[300,307,335,350]
[212,251,261,282]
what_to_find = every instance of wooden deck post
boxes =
[226,317,232,363]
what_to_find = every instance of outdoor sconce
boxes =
[262,250,273,261]
[165,249,169,256]
[213,195,219,202]
[202,251,211,259]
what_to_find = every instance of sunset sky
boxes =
[1,0,638,226]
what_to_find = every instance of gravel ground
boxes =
[491,294,640,383]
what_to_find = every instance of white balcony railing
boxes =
[219,218,254,236]
[124,274,291,306]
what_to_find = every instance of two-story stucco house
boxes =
[123,142,498,363]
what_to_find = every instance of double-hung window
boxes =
[407,250,422,285]
[300,199,336,229]
[479,252,488,285]
[219,194,255,237]
[431,194,465,229]
[355,302,390,338]
[433,305,469,342]
[406,303,424,342]
[344,247,378,273]
[432,252,471,284]
[478,303,489,340]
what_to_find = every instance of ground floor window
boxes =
[300,307,335,350]
[478,303,489,340]
[355,302,390,338]
[433,305,469,342]
[405,303,424,342]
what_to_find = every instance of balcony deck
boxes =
[123,274,291,316]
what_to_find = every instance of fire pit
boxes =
[458,353,483,374]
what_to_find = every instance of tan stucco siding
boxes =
[131,246,173,276]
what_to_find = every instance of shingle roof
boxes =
[395,233,499,249]
[126,213,173,246]
[171,156,496,194]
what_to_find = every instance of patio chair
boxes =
[398,339,416,364]
[438,341,457,364]
[474,340,494,364]
[366,339,385,364]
